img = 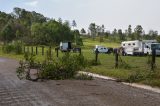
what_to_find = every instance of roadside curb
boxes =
[79,71,160,94]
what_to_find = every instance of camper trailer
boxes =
[121,40,160,56]
[60,42,72,52]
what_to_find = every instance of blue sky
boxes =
[0,0,160,33]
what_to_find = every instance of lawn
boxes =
[0,38,160,87]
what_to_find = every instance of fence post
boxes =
[95,48,99,63]
[49,46,52,56]
[79,48,81,55]
[151,49,156,71]
[115,49,119,68]
[36,46,38,55]
[42,46,44,55]
[55,47,59,57]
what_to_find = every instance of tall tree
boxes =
[58,18,62,24]
[148,30,158,39]
[72,20,77,30]
[80,28,86,35]
[134,25,143,40]
[88,23,96,40]
[64,20,70,28]
[118,29,125,41]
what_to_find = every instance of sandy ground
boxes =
[0,57,160,106]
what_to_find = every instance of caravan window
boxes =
[123,44,125,46]
[128,43,131,46]
[133,43,135,45]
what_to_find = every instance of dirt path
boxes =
[0,57,160,106]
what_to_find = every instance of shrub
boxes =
[2,41,23,54]
[17,53,90,80]
[88,59,101,66]
[2,44,14,53]
[13,41,23,54]
[40,53,89,80]
[126,71,146,83]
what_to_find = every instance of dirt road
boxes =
[0,57,160,106]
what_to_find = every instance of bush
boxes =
[13,41,23,54]
[88,59,101,66]
[126,71,146,83]
[40,53,89,80]
[16,52,90,80]
[2,44,14,53]
[2,41,23,54]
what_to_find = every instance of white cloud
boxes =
[25,0,38,7]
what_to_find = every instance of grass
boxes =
[0,37,160,87]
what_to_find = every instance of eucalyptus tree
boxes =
[88,23,96,40]
[118,29,125,41]
[134,25,143,40]
[72,20,77,30]
[80,28,86,35]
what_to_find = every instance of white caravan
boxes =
[121,40,160,55]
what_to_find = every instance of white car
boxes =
[93,45,108,53]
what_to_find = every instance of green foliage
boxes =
[40,53,89,80]
[126,70,146,83]
[31,20,74,45]
[118,58,131,69]
[16,60,26,80]
[88,59,101,66]
[16,52,89,80]
[2,44,14,53]
[2,41,23,54]
[14,41,23,54]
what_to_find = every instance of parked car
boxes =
[93,45,108,53]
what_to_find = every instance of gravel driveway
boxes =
[0,57,160,106]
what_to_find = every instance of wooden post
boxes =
[115,49,118,68]
[42,46,44,55]
[49,46,52,56]
[55,48,59,57]
[95,48,99,63]
[151,49,156,71]
[36,46,38,55]
[79,48,81,55]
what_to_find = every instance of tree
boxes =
[72,20,77,30]
[156,36,160,43]
[88,23,96,40]
[148,30,158,39]
[80,28,86,35]
[58,18,62,24]
[101,25,105,35]
[127,25,134,40]
[64,20,70,28]
[105,31,110,38]
[1,23,15,43]
[118,29,125,41]
[134,25,143,40]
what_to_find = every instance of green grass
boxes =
[0,38,160,87]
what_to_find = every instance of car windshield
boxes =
[151,44,160,50]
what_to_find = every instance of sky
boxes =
[0,0,160,33]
